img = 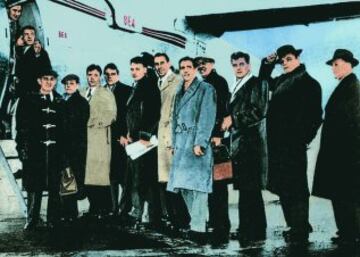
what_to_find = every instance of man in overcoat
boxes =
[195,55,231,243]
[167,57,216,244]
[15,25,51,97]
[125,56,161,228]
[103,63,132,216]
[259,45,322,243]
[16,69,65,230]
[61,74,89,222]
[81,64,117,218]
[225,51,268,244]
[154,53,189,231]
[313,49,360,244]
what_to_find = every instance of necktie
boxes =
[86,89,92,101]
[158,79,163,88]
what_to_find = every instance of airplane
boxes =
[0,0,360,216]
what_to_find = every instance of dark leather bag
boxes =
[212,144,233,181]
[60,167,78,196]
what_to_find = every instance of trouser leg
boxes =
[61,195,78,219]
[110,181,119,214]
[47,188,61,223]
[129,158,144,221]
[181,189,208,232]
[279,194,310,238]
[26,191,42,225]
[238,189,266,238]
[209,181,230,233]
[332,199,358,239]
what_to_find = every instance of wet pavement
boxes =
[1,197,360,256]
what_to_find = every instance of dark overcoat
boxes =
[203,70,230,138]
[126,75,161,187]
[15,91,65,192]
[15,46,51,96]
[107,81,132,184]
[313,73,360,200]
[63,91,89,186]
[259,62,322,196]
[230,76,268,190]
[167,78,217,193]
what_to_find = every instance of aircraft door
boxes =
[0,2,10,108]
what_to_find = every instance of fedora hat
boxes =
[276,45,302,63]
[326,49,359,67]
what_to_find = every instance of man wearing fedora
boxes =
[313,49,360,245]
[16,69,66,230]
[259,45,323,243]
[195,55,231,243]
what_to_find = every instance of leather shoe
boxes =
[23,222,36,231]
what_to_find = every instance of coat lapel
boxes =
[175,78,201,114]
[160,73,176,92]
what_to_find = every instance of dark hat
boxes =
[37,69,58,78]
[6,0,26,8]
[326,49,359,67]
[276,45,302,63]
[194,56,215,64]
[61,74,80,84]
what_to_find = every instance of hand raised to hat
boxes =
[265,52,277,64]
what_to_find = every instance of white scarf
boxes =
[230,72,253,103]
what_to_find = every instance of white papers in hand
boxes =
[125,135,158,160]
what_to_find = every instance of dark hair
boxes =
[86,64,102,75]
[230,51,250,64]
[104,63,119,74]
[130,56,146,67]
[141,52,154,67]
[154,53,170,62]
[21,25,36,34]
[178,56,197,68]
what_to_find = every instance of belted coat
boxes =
[167,78,217,193]
[81,86,117,186]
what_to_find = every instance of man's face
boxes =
[331,59,352,80]
[280,53,300,74]
[179,60,197,83]
[23,29,35,46]
[231,57,250,79]
[154,56,171,77]
[38,75,56,93]
[64,80,78,95]
[104,68,119,85]
[130,63,147,81]
[197,60,213,78]
[87,69,101,87]
[8,5,22,21]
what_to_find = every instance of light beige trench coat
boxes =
[81,86,117,186]
[157,72,181,182]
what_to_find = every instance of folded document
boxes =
[125,135,158,160]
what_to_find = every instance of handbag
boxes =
[212,144,233,181]
[59,167,78,196]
